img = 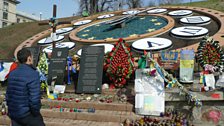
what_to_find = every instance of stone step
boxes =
[41,100,133,112]
[2,115,223,126]
[43,118,121,126]
[41,109,141,123]
[0,116,10,126]
[0,116,121,126]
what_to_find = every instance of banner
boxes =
[158,51,179,70]
[0,62,17,81]
[161,50,178,62]
[135,69,164,116]
[179,49,195,83]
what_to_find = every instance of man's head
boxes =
[17,48,33,65]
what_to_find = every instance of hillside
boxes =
[0,16,79,59]
[0,0,224,59]
[176,0,224,12]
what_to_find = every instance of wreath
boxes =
[196,36,224,69]
[104,38,135,88]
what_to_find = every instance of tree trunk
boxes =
[85,0,88,11]
[90,0,98,14]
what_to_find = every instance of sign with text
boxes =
[135,69,165,116]
[26,46,40,67]
[76,46,104,94]
[48,48,69,85]
[161,51,178,62]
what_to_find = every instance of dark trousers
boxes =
[11,113,45,126]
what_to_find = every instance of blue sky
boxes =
[17,0,205,19]
[17,0,79,19]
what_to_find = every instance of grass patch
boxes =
[0,16,80,59]
[174,0,224,12]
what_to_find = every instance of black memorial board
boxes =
[48,48,69,85]
[26,46,40,67]
[76,46,104,94]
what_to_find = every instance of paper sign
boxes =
[135,69,165,116]
[205,74,215,89]
[54,85,66,93]
[180,60,194,68]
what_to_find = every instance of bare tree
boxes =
[78,0,142,15]
[78,0,89,15]
[78,0,117,15]
[147,1,156,7]
[90,0,99,14]
[125,0,142,8]
[113,0,126,10]
[98,0,114,12]
[160,0,181,5]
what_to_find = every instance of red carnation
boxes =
[119,38,123,42]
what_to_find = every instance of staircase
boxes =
[1,84,224,126]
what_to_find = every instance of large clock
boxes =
[14,6,224,61]
[68,6,222,53]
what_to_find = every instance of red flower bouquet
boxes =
[104,38,135,88]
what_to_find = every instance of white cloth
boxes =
[216,73,224,87]
[205,74,215,89]
[0,62,13,81]
[135,69,165,116]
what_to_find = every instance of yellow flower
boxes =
[106,37,113,40]
[150,19,157,22]
[155,22,162,25]
[147,28,155,32]
[84,29,90,32]
[88,37,95,40]
[129,34,137,37]
[82,34,88,37]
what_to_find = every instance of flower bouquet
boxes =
[104,38,135,88]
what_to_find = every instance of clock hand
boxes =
[147,41,164,47]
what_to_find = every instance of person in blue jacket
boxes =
[6,48,45,126]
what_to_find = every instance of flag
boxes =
[0,62,18,81]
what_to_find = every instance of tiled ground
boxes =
[0,116,121,126]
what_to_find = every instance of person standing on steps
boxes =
[6,48,45,126]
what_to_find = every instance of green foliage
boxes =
[0,16,80,59]
[37,53,48,75]
[37,53,48,91]
[174,0,224,12]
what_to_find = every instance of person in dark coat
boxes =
[6,48,45,126]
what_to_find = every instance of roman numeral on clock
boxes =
[186,17,204,23]
[147,41,163,48]
[180,27,202,35]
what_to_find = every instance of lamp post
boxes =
[39,12,42,21]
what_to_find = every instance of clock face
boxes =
[38,35,64,45]
[147,8,167,14]
[97,14,115,19]
[56,27,73,35]
[132,38,173,52]
[67,7,221,53]
[73,20,92,26]
[75,15,169,40]
[180,16,211,25]
[43,42,75,53]
[168,10,193,17]
[122,10,140,15]
[171,26,209,39]
[77,43,114,56]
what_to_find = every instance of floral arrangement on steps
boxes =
[144,52,202,106]
[196,36,224,69]
[37,53,49,91]
[104,38,135,88]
